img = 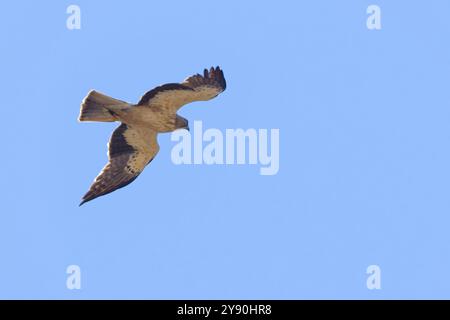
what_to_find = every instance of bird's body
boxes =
[107,104,177,132]
[78,67,226,205]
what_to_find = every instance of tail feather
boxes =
[79,90,127,122]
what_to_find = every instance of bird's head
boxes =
[175,115,189,132]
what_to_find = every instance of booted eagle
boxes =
[78,66,226,206]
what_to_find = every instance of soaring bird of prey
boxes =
[78,66,226,206]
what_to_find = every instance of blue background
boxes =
[1,1,449,299]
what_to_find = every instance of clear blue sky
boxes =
[1,1,450,299]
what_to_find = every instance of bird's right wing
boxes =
[137,66,226,113]
[80,123,159,205]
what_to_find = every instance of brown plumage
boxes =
[78,66,226,205]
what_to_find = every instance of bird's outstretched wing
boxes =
[137,66,226,112]
[80,123,159,206]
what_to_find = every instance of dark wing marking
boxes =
[182,66,226,92]
[137,83,194,106]
[80,123,159,206]
[136,66,226,112]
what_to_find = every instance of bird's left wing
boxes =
[137,66,226,112]
[80,123,159,205]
